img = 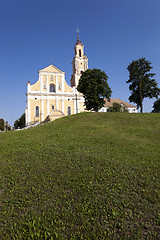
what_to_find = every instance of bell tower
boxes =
[70,29,88,88]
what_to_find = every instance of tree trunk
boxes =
[140,95,143,113]
[139,79,143,113]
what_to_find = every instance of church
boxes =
[25,34,137,126]
[25,34,88,126]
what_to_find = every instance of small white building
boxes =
[99,98,137,113]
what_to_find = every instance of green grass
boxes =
[0,112,160,239]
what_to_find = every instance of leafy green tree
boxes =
[107,102,123,112]
[152,99,160,113]
[126,57,160,113]
[113,102,121,112]
[0,118,4,131]
[14,113,25,129]
[77,69,112,111]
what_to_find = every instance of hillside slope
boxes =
[0,113,160,239]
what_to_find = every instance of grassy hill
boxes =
[0,112,160,239]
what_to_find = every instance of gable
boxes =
[38,64,64,74]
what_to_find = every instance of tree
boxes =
[126,57,160,113]
[14,113,25,129]
[77,69,112,112]
[152,99,160,113]
[107,102,128,112]
[0,118,4,131]
[107,102,122,112]
[113,102,122,112]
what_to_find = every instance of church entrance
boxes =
[67,106,71,115]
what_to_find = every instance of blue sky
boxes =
[0,0,160,126]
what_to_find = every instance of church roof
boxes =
[75,38,84,46]
[74,33,84,48]
[104,98,136,108]
[38,64,64,74]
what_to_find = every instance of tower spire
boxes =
[76,28,80,41]
[70,30,88,87]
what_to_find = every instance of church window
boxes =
[81,71,83,74]
[35,106,39,117]
[51,75,53,81]
[79,49,81,57]
[58,84,61,90]
[50,84,55,92]
[67,106,71,115]
[44,83,46,89]
[52,105,54,110]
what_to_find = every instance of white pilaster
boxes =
[28,99,31,123]
[77,101,79,113]
[61,75,64,93]
[27,83,31,93]
[40,74,43,93]
[74,99,76,114]
[56,75,58,92]
[86,60,88,69]
[47,75,49,93]
[56,99,58,110]
[41,99,44,121]
[62,97,64,113]
[25,108,28,126]
[75,60,77,71]
[75,75,79,88]
[47,99,49,115]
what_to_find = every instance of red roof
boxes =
[104,98,136,108]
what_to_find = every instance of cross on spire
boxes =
[76,28,80,41]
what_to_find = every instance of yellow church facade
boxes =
[25,35,88,126]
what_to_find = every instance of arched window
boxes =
[79,49,81,57]
[35,106,39,117]
[50,84,55,92]
[67,106,71,115]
